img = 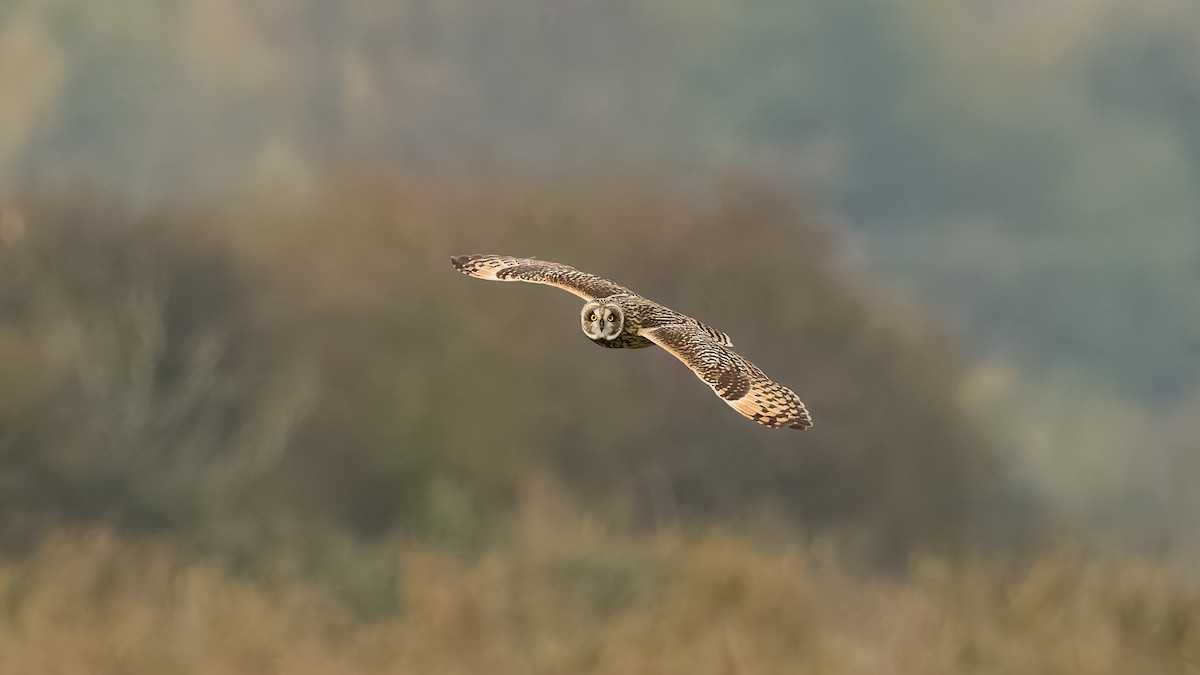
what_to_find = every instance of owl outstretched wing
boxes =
[641,323,812,430]
[451,254,632,300]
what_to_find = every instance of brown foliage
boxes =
[0,529,1195,674]
[0,174,1016,566]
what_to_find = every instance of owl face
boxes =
[581,301,624,341]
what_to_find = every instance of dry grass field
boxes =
[1,528,1196,675]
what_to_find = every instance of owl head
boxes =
[581,300,624,341]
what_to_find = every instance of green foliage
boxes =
[685,0,1200,399]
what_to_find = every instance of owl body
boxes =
[590,331,655,349]
[451,254,811,430]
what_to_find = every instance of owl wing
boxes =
[451,254,632,300]
[641,323,812,430]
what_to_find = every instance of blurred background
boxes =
[1,0,1198,672]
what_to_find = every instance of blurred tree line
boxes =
[687,0,1200,402]
[1,0,1196,401]
[0,176,1018,570]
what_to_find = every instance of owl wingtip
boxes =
[788,414,813,430]
[451,254,481,271]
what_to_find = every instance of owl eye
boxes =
[589,312,598,322]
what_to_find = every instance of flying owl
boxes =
[450,254,812,430]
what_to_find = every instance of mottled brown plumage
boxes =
[451,254,812,430]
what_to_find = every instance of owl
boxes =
[451,254,812,430]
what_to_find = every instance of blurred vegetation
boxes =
[2,0,1197,401]
[687,0,1200,399]
[0,176,1012,571]
[0,527,1196,674]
